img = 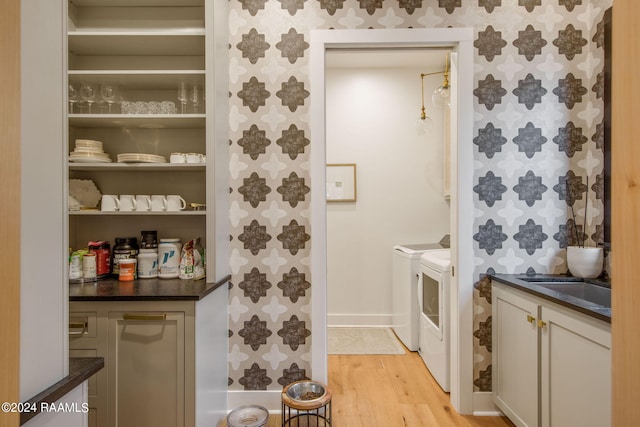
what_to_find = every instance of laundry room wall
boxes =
[326,63,450,327]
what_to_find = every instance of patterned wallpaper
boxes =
[227,0,611,392]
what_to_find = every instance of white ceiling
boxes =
[325,48,449,72]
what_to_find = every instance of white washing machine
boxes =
[418,249,451,392]
[392,243,446,351]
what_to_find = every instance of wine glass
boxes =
[80,82,98,114]
[68,82,80,114]
[177,81,188,114]
[190,84,200,113]
[100,83,118,114]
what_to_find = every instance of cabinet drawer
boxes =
[69,312,97,338]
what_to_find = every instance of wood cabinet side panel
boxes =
[612,2,640,426]
[0,0,21,423]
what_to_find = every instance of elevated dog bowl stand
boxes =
[281,381,332,427]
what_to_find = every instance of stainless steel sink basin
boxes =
[533,282,611,307]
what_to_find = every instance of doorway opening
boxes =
[310,28,475,414]
[324,49,451,331]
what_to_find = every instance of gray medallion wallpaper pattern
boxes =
[227,0,611,392]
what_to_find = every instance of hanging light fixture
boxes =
[417,72,434,135]
[432,52,450,109]
[417,52,451,135]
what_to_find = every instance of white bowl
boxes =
[567,246,604,278]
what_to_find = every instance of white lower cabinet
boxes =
[492,281,611,427]
[539,304,611,427]
[69,293,227,427]
[492,284,539,427]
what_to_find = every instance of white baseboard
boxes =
[227,390,282,414]
[473,391,503,416]
[327,313,392,327]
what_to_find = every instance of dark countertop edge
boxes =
[489,274,611,324]
[69,275,231,301]
[20,357,104,425]
[195,275,230,299]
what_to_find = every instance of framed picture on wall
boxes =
[326,163,357,202]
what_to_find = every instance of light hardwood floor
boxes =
[225,350,513,426]
[327,352,513,426]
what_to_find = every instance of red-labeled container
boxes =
[88,241,111,278]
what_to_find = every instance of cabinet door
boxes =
[492,284,540,427]
[69,309,106,427]
[540,305,611,427]
[108,311,185,427]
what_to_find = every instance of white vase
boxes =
[566,246,604,279]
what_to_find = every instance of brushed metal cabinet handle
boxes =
[69,321,88,335]
[122,314,167,321]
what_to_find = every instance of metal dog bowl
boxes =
[285,381,326,403]
[282,381,332,426]
[226,405,269,427]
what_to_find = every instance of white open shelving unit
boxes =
[66,0,228,282]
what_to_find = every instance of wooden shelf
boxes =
[70,0,204,6]
[68,32,204,56]
[69,114,205,128]
[68,163,205,171]
[68,70,205,89]
[69,210,205,216]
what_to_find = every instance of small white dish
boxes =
[117,153,167,163]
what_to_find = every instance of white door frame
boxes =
[309,28,475,414]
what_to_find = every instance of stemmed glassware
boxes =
[190,84,200,113]
[80,82,98,114]
[100,83,118,113]
[177,81,188,114]
[68,82,80,114]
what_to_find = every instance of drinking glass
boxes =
[100,83,118,113]
[80,82,98,114]
[177,81,188,114]
[190,84,200,113]
[68,82,80,114]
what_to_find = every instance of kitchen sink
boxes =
[532,282,611,307]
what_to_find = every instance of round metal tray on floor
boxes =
[226,405,269,427]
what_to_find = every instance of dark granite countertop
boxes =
[69,275,230,301]
[21,357,104,425]
[490,274,611,323]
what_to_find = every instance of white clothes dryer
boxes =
[418,249,452,392]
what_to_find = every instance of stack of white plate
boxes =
[69,139,112,163]
[117,153,167,163]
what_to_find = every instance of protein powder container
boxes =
[112,237,139,277]
[158,238,181,279]
[137,249,158,279]
[140,230,158,250]
[88,241,110,278]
